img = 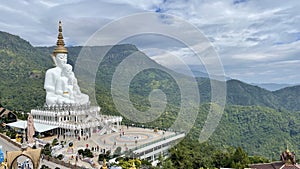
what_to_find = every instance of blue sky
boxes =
[0,0,299,84]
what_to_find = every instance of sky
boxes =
[0,0,299,84]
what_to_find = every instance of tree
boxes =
[78,149,84,155]
[42,143,52,156]
[155,154,175,169]
[52,138,58,146]
[98,154,105,162]
[119,159,142,169]
[114,147,122,157]
[213,150,231,168]
[162,159,175,169]
[231,147,250,168]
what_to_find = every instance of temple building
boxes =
[0,107,17,123]
[250,147,300,169]
[9,21,122,138]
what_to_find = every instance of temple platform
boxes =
[31,104,122,138]
[51,125,184,164]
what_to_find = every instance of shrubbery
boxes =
[56,154,64,160]
[78,148,93,158]
[98,150,112,162]
[40,165,51,169]
[6,130,16,139]
[52,138,58,146]
[42,143,52,156]
[113,147,122,157]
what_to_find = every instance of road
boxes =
[0,136,20,153]
[40,159,71,169]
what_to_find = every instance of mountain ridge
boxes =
[2,30,300,158]
[1,30,300,112]
[251,83,296,91]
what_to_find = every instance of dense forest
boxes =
[159,139,269,169]
[1,31,300,161]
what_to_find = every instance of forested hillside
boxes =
[0,31,52,110]
[1,31,300,158]
[193,104,300,158]
[273,86,300,111]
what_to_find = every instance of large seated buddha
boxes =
[44,21,89,106]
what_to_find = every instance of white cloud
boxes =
[147,0,300,83]
[231,53,271,61]
[0,0,299,83]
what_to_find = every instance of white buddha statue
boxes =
[55,63,75,104]
[44,21,89,106]
[62,64,89,105]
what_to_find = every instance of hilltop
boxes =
[1,31,300,157]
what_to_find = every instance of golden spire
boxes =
[102,159,108,169]
[286,143,290,153]
[53,21,68,55]
[129,161,136,169]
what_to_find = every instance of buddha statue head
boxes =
[52,21,68,67]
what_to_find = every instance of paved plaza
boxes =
[49,126,174,168]
[54,126,174,152]
[93,126,173,150]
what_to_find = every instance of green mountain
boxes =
[0,31,52,111]
[273,86,300,112]
[1,31,299,112]
[226,79,280,109]
[1,31,300,158]
[206,105,300,158]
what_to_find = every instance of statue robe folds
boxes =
[44,60,89,106]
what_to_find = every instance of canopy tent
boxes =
[7,120,58,133]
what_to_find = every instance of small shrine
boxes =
[280,146,296,165]
[250,146,300,169]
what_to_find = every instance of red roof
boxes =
[250,161,284,169]
[250,162,300,169]
[282,164,300,169]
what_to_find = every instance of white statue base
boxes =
[31,103,122,138]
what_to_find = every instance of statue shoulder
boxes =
[45,67,62,89]
[46,67,61,76]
